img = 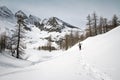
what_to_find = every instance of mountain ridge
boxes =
[0,6,80,32]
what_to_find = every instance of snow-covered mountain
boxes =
[15,10,28,19]
[0,6,15,22]
[41,17,79,32]
[0,6,80,30]
[0,6,82,51]
[0,6,14,19]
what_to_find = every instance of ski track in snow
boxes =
[81,59,112,80]
[0,68,37,77]
[78,51,112,80]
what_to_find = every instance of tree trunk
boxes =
[16,23,21,58]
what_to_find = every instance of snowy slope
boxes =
[82,26,120,80]
[0,45,109,80]
[0,52,33,76]
[1,26,120,80]
[0,52,32,68]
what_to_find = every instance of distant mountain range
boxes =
[0,6,80,32]
[0,6,82,50]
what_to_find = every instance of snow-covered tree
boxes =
[15,15,26,58]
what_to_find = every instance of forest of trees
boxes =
[59,30,81,50]
[38,35,57,52]
[85,12,120,37]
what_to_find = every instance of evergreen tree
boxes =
[103,18,108,33]
[98,17,104,34]
[15,15,26,59]
[64,34,69,50]
[92,12,98,35]
[112,14,119,28]
[86,14,92,36]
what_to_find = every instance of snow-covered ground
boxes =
[0,52,33,76]
[0,47,108,80]
[0,26,120,80]
[82,26,120,80]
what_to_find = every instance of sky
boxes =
[0,0,120,28]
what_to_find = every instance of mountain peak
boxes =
[0,6,80,32]
[41,16,80,32]
[47,17,79,29]
[47,17,59,27]
[28,14,41,26]
[0,6,9,10]
[15,10,28,19]
[0,6,14,19]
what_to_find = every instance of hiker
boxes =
[79,43,81,50]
